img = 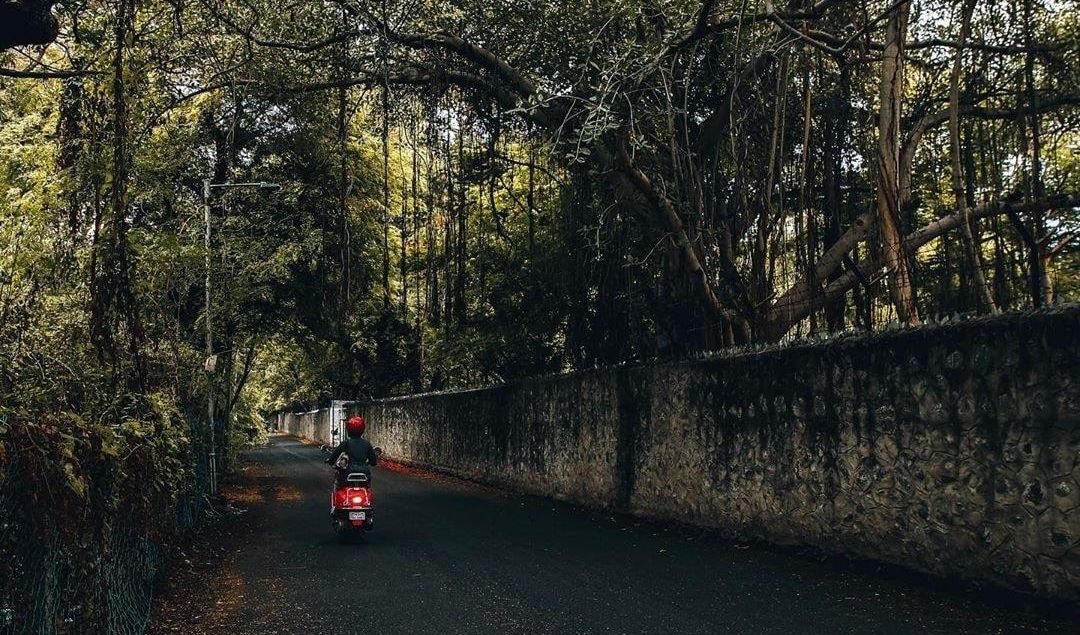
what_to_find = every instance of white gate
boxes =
[329,400,353,445]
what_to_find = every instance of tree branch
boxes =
[388,30,537,99]
[0,67,100,79]
[762,195,1080,340]
[900,95,1080,205]
[616,134,741,323]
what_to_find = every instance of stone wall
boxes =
[276,409,333,446]
[276,308,1080,601]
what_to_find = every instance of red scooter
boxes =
[330,467,375,540]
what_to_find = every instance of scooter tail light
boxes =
[334,487,371,508]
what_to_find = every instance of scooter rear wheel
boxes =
[334,518,367,543]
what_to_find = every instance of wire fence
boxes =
[0,417,209,635]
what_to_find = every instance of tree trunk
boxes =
[760,194,1077,341]
[400,160,409,313]
[381,84,391,308]
[338,84,351,309]
[454,128,467,324]
[90,0,145,390]
[527,145,536,255]
[948,0,995,312]
[1023,0,1051,306]
[822,62,851,331]
[875,0,919,324]
[615,136,736,328]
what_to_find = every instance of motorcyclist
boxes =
[327,415,380,484]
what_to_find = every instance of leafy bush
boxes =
[0,395,205,632]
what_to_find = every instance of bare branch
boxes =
[616,133,741,323]
[388,30,537,99]
[900,95,1080,205]
[0,67,100,79]
[763,195,1080,340]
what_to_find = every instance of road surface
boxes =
[149,434,1074,634]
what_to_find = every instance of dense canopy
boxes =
[1,0,1077,418]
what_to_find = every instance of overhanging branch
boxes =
[761,195,1080,340]
[0,67,100,79]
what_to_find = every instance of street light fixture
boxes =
[203,181,282,197]
[202,178,280,495]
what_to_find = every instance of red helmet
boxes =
[346,415,366,437]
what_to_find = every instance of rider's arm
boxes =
[327,441,347,465]
[367,444,379,466]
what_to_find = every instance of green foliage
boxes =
[0,393,195,532]
[6,0,1077,417]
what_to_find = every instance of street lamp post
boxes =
[202,179,280,495]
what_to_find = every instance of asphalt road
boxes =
[150,434,1075,634]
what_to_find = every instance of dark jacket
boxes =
[327,436,379,472]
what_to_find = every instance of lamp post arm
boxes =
[207,181,282,192]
